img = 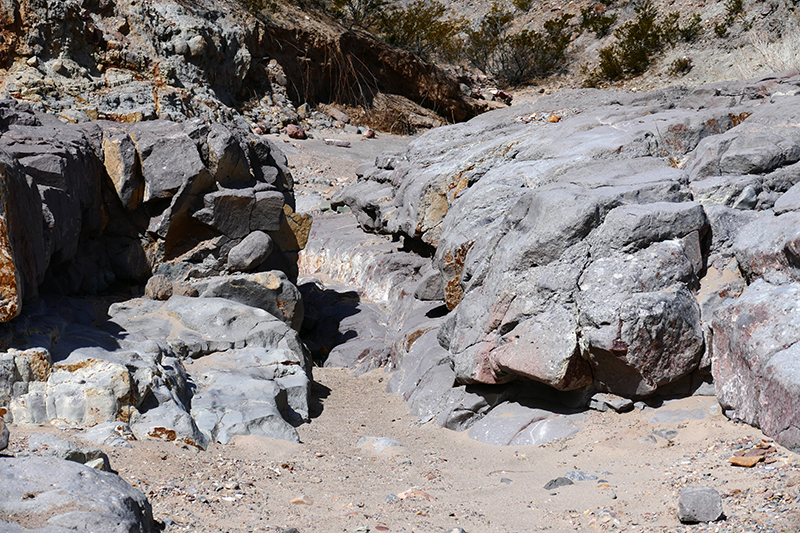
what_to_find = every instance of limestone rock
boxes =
[145,274,173,300]
[712,280,800,451]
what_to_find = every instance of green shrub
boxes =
[592,1,703,82]
[580,6,618,38]
[240,0,277,14]
[331,0,387,30]
[379,0,464,61]
[464,3,515,75]
[679,14,703,42]
[512,0,534,12]
[465,4,574,85]
[668,56,693,75]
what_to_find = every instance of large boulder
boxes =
[0,455,155,533]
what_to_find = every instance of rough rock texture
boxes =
[0,455,155,532]
[310,71,800,446]
[0,0,487,135]
[0,98,303,321]
[678,486,724,523]
[0,294,311,449]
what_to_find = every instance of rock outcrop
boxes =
[326,70,800,449]
[0,98,301,321]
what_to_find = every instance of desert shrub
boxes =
[512,0,534,12]
[379,0,464,61]
[668,56,693,75]
[714,0,752,38]
[331,0,387,29]
[464,3,515,74]
[580,6,618,38]
[724,0,744,24]
[465,4,574,85]
[240,0,277,14]
[592,1,702,81]
[679,14,703,42]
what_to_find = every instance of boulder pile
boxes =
[0,97,312,451]
[312,70,800,451]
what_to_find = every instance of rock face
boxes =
[0,98,301,321]
[0,0,486,135]
[318,71,800,445]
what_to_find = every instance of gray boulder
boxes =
[129,120,209,203]
[227,231,275,272]
[0,455,155,533]
[28,434,111,471]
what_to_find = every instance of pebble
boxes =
[543,477,574,490]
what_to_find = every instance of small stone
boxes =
[728,455,762,467]
[145,275,173,300]
[564,470,598,482]
[27,56,39,67]
[677,486,724,523]
[543,477,574,490]
[362,127,375,139]
[290,495,311,505]
[84,457,110,471]
[653,428,679,440]
[548,114,560,123]
[285,124,306,139]
[323,139,351,148]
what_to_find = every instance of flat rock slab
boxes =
[0,455,155,532]
[467,401,584,446]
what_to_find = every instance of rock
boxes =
[145,274,174,300]
[102,127,143,211]
[0,455,154,532]
[712,280,800,451]
[227,231,274,272]
[129,120,210,203]
[270,205,313,252]
[0,148,46,320]
[732,211,800,284]
[190,352,302,444]
[193,188,255,239]
[252,190,286,232]
[323,138,351,148]
[193,271,303,330]
[467,401,582,446]
[323,106,351,124]
[356,436,404,453]
[207,123,251,186]
[589,393,634,413]
[543,477,574,490]
[28,433,111,470]
[564,470,598,482]
[0,418,8,451]
[285,124,306,140]
[677,486,723,523]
